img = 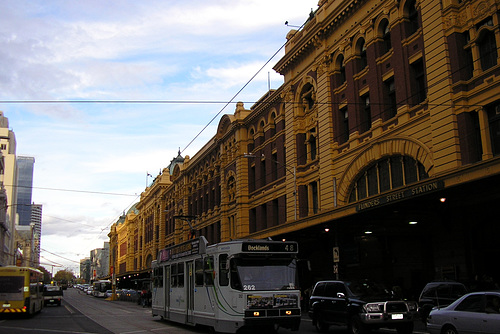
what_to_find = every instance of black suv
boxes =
[308,280,418,334]
[418,281,467,321]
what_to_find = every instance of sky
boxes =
[0,0,319,275]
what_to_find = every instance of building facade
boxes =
[0,111,18,266]
[16,156,35,226]
[90,242,109,281]
[79,257,91,283]
[30,204,42,267]
[109,0,500,296]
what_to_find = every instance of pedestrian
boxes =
[141,288,148,307]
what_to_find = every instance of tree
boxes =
[38,266,52,284]
[54,269,75,282]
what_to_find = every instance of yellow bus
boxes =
[0,266,44,315]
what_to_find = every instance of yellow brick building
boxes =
[109,0,500,295]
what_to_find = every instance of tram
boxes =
[151,237,301,333]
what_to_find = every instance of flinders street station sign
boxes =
[356,180,445,212]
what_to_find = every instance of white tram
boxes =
[151,237,301,333]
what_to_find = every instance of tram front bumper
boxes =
[244,308,301,330]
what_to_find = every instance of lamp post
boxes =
[173,215,198,239]
[244,153,297,221]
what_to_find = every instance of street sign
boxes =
[333,247,340,262]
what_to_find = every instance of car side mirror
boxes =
[337,292,346,299]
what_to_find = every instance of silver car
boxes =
[427,291,500,334]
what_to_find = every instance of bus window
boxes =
[0,276,24,294]
[195,259,204,286]
[204,256,214,286]
[219,254,229,286]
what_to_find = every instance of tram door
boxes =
[186,261,195,324]
[165,265,170,319]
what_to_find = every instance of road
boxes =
[0,288,428,334]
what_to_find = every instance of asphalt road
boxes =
[0,288,428,334]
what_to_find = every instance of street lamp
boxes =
[173,215,198,239]
[244,153,297,221]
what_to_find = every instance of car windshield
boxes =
[231,257,296,291]
[346,280,391,297]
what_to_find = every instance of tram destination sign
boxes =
[242,241,298,253]
[356,180,444,212]
[157,238,201,263]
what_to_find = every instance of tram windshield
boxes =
[231,257,296,291]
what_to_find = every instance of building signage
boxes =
[356,180,444,212]
[157,238,201,263]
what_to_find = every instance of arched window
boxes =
[348,155,428,202]
[227,176,236,201]
[380,19,391,55]
[356,38,367,72]
[478,30,498,71]
[336,54,346,85]
[300,83,316,114]
[405,0,419,37]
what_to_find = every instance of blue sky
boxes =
[0,0,318,274]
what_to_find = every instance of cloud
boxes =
[1,0,319,272]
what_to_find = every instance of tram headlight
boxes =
[286,310,292,315]
[253,311,260,317]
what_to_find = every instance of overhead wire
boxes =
[3,7,499,263]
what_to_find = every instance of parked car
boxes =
[418,281,468,321]
[308,279,418,334]
[105,290,113,298]
[86,286,94,295]
[427,291,500,334]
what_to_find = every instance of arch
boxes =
[337,137,433,204]
[353,36,367,72]
[476,28,498,71]
[377,18,391,54]
[268,108,278,124]
[332,53,346,85]
[226,171,237,202]
[258,119,266,134]
[216,114,235,140]
[402,0,420,36]
[145,253,153,269]
[296,76,317,116]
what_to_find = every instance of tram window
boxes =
[195,259,204,286]
[219,254,229,286]
[171,264,178,287]
[177,263,184,288]
[230,259,243,290]
[204,256,215,286]
[153,267,163,288]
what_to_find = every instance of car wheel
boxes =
[396,322,414,334]
[442,325,458,334]
[348,316,368,334]
[315,319,329,332]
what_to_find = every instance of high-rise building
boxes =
[31,204,42,266]
[80,257,91,283]
[0,111,18,266]
[90,242,109,280]
[16,156,35,226]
